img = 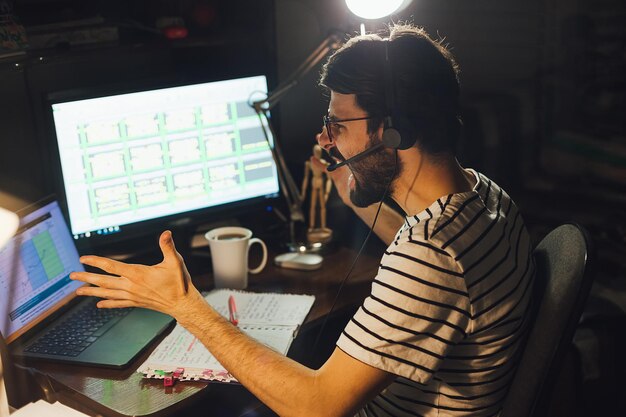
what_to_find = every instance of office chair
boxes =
[501,223,595,417]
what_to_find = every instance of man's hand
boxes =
[70,230,204,319]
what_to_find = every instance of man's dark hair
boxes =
[320,24,461,155]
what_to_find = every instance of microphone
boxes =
[327,143,384,172]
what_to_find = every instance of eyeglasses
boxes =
[323,113,374,142]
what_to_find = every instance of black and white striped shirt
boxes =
[337,170,534,417]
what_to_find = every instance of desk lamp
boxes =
[0,206,18,417]
[251,0,412,268]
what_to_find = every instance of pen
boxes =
[228,295,239,326]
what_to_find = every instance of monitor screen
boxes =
[0,199,86,344]
[49,75,280,241]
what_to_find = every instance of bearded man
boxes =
[72,24,534,417]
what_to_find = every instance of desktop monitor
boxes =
[48,75,280,249]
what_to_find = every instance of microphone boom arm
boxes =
[327,143,384,172]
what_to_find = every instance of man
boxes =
[71,24,534,417]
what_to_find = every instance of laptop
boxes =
[1,198,174,368]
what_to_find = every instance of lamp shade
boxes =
[0,206,18,249]
[345,0,412,20]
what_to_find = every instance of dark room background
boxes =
[1,0,625,414]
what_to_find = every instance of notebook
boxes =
[138,289,315,382]
[0,197,174,368]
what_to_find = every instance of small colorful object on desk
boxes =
[173,367,185,379]
[228,295,239,326]
[155,368,185,387]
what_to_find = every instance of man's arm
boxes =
[311,157,403,245]
[177,296,394,417]
[71,231,395,417]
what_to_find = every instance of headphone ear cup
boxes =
[382,126,402,149]
[382,113,417,150]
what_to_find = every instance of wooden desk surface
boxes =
[20,245,380,417]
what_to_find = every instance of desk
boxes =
[17,246,380,417]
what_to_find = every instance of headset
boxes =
[327,38,417,172]
[381,39,417,151]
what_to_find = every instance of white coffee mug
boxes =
[204,226,268,289]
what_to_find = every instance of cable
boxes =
[312,149,399,353]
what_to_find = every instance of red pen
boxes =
[228,295,239,326]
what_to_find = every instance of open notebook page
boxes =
[137,290,315,381]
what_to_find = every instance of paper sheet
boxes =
[205,289,316,326]
[11,400,88,417]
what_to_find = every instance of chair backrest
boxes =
[501,223,595,417]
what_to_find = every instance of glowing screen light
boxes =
[345,0,412,20]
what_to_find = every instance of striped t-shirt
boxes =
[337,170,535,417]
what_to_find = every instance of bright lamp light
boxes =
[0,206,18,249]
[345,0,412,20]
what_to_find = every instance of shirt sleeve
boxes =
[336,240,471,385]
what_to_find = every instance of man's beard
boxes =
[349,133,399,208]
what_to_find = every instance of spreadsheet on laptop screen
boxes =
[0,201,85,343]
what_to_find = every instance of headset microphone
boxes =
[326,143,384,172]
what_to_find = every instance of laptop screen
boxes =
[0,200,86,344]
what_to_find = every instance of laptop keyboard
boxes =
[24,300,132,357]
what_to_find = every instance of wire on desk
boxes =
[312,150,399,353]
